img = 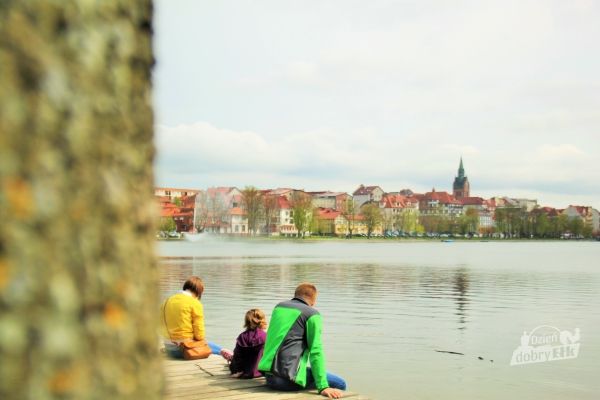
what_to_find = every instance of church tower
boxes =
[452,157,470,199]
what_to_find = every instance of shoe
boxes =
[220,348,233,363]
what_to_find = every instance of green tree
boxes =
[310,208,332,236]
[494,207,523,237]
[394,209,418,233]
[361,203,383,238]
[172,196,182,207]
[533,212,549,238]
[458,208,479,235]
[160,217,176,233]
[241,186,263,235]
[555,213,569,237]
[568,217,584,237]
[382,212,394,234]
[290,191,313,237]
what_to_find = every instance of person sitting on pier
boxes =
[220,308,268,378]
[258,283,346,399]
[161,276,222,359]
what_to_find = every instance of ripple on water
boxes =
[159,241,600,400]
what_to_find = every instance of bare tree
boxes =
[193,191,210,232]
[341,197,357,237]
[263,193,278,235]
[207,192,227,233]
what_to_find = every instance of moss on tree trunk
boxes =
[0,1,161,399]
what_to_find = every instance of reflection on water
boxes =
[454,268,469,329]
[159,241,600,399]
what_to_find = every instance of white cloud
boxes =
[535,144,586,160]
[154,1,600,209]
[155,121,600,209]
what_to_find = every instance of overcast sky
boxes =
[153,0,600,209]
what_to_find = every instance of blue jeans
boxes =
[266,368,346,391]
[165,341,222,358]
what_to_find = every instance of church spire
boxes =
[458,156,465,178]
[453,156,470,199]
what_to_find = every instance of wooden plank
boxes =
[163,355,370,399]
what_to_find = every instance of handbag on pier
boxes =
[163,297,211,360]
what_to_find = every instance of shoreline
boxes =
[157,235,598,243]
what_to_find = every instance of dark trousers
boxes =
[265,368,347,391]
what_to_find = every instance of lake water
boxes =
[158,239,600,399]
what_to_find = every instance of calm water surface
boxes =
[158,239,600,399]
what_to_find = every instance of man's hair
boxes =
[244,308,267,330]
[183,276,204,298]
[294,282,317,302]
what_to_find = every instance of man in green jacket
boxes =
[258,283,346,399]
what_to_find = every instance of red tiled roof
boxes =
[485,198,497,208]
[380,194,417,209]
[534,206,560,217]
[277,196,291,209]
[353,185,383,196]
[181,194,197,208]
[460,197,485,206]
[160,206,192,218]
[269,188,295,195]
[568,205,591,216]
[206,187,238,197]
[315,207,342,220]
[229,207,245,216]
[423,191,459,204]
[313,191,348,198]
[156,195,172,204]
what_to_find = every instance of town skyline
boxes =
[154,154,598,211]
[154,1,600,211]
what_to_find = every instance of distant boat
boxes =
[441,239,454,243]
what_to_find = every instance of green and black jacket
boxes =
[258,298,328,391]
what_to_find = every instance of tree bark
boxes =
[0,1,160,399]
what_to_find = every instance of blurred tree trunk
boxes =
[0,1,161,399]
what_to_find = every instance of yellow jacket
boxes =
[161,292,205,341]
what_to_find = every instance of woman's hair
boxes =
[244,308,267,330]
[183,276,204,298]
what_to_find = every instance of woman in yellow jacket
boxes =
[161,276,222,358]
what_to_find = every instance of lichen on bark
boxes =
[0,1,161,399]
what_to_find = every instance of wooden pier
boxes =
[164,355,371,399]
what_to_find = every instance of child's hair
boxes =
[244,308,267,330]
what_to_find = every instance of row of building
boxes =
[156,159,600,237]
